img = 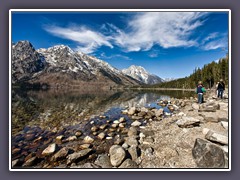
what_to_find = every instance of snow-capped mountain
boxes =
[12,41,140,87]
[122,65,163,85]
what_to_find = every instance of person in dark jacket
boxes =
[196,81,206,104]
[217,79,225,99]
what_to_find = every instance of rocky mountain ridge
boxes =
[122,65,163,85]
[12,41,141,88]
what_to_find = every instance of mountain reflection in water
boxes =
[12,89,195,135]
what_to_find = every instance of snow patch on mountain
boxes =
[122,65,163,85]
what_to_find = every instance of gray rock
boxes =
[128,127,138,137]
[176,116,200,128]
[42,143,56,156]
[128,146,138,161]
[192,138,225,168]
[205,130,228,145]
[125,137,138,146]
[109,145,126,167]
[51,147,69,161]
[94,154,112,168]
[67,148,92,165]
[70,163,100,168]
[118,159,138,168]
[201,112,219,122]
[217,111,228,122]
[131,121,141,127]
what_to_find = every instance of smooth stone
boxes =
[99,124,108,130]
[202,128,210,135]
[119,117,125,123]
[122,143,129,149]
[106,137,113,140]
[97,132,106,140]
[83,136,94,143]
[75,131,82,137]
[91,126,99,132]
[42,143,56,156]
[94,154,112,168]
[67,148,92,165]
[109,145,126,167]
[113,120,120,124]
[56,135,64,141]
[66,136,77,141]
[155,109,164,117]
[80,144,91,149]
[131,115,142,120]
[192,138,225,168]
[201,112,219,123]
[131,121,141,127]
[118,159,138,168]
[111,123,118,128]
[128,107,136,115]
[119,123,125,128]
[51,147,69,161]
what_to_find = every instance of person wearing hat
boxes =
[217,79,225,99]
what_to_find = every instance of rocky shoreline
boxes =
[12,90,229,169]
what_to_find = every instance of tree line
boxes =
[149,54,229,89]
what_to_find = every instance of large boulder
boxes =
[109,145,126,167]
[94,154,112,168]
[176,116,200,128]
[192,138,225,168]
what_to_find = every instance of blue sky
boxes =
[12,11,229,79]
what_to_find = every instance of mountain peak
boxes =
[122,65,163,85]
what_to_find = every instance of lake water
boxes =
[12,89,195,135]
[11,89,195,163]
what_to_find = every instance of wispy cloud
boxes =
[200,32,228,51]
[44,25,113,54]
[99,52,132,61]
[109,12,207,52]
[43,12,228,54]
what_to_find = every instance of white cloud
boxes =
[44,25,113,54]
[110,12,207,52]
[202,37,228,50]
[99,52,132,61]
[44,12,218,54]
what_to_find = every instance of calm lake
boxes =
[12,89,195,135]
[11,89,196,163]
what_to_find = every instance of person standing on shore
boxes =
[196,81,206,104]
[217,79,225,99]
